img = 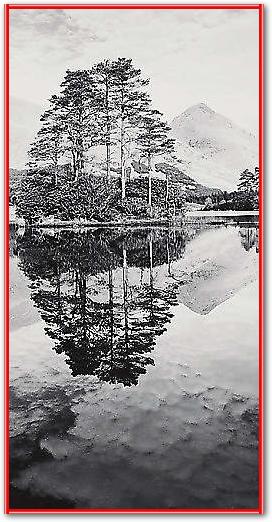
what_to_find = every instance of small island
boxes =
[9,59,259,229]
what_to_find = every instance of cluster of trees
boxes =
[17,58,180,223]
[16,228,188,386]
[186,190,222,206]
[237,167,259,194]
[203,167,259,211]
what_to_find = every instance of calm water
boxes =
[9,217,259,509]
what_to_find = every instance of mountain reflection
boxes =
[16,228,187,386]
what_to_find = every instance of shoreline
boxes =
[32,218,173,229]
[187,210,259,217]
[10,210,259,229]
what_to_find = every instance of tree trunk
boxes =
[166,234,171,275]
[79,152,84,176]
[74,151,83,183]
[166,173,169,206]
[106,140,110,182]
[105,78,111,182]
[54,153,58,187]
[72,151,77,180]
[121,138,126,200]
[148,154,152,209]
[74,166,79,183]
[120,91,126,201]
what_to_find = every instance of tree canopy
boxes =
[18,58,180,224]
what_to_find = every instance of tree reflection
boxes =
[239,226,259,253]
[16,228,186,386]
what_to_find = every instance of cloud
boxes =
[9,7,259,167]
[10,9,105,62]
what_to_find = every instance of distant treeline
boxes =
[202,168,259,212]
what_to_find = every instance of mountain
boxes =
[171,103,258,191]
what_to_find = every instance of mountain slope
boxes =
[154,162,222,197]
[171,103,258,191]
[131,161,222,199]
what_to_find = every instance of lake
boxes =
[9,216,259,509]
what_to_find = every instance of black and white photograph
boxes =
[7,4,262,513]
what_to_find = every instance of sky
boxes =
[9,7,259,168]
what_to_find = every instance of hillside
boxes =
[131,161,222,199]
[9,161,222,208]
[154,162,222,198]
[171,103,258,191]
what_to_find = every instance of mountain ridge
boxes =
[171,103,258,191]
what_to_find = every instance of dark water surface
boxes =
[9,216,259,509]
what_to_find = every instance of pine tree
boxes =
[27,106,64,186]
[92,60,118,182]
[253,166,259,193]
[111,58,151,200]
[135,110,175,209]
[235,167,259,211]
[53,69,101,182]
[28,69,101,184]
[237,169,255,193]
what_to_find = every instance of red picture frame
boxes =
[4,3,264,514]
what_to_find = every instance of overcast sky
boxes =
[10,7,259,167]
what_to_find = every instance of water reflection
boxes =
[10,217,260,509]
[14,219,259,387]
[239,226,259,253]
[16,228,188,385]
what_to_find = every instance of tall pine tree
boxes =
[52,69,101,182]
[28,104,64,186]
[135,110,175,209]
[92,60,118,182]
[111,58,151,200]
